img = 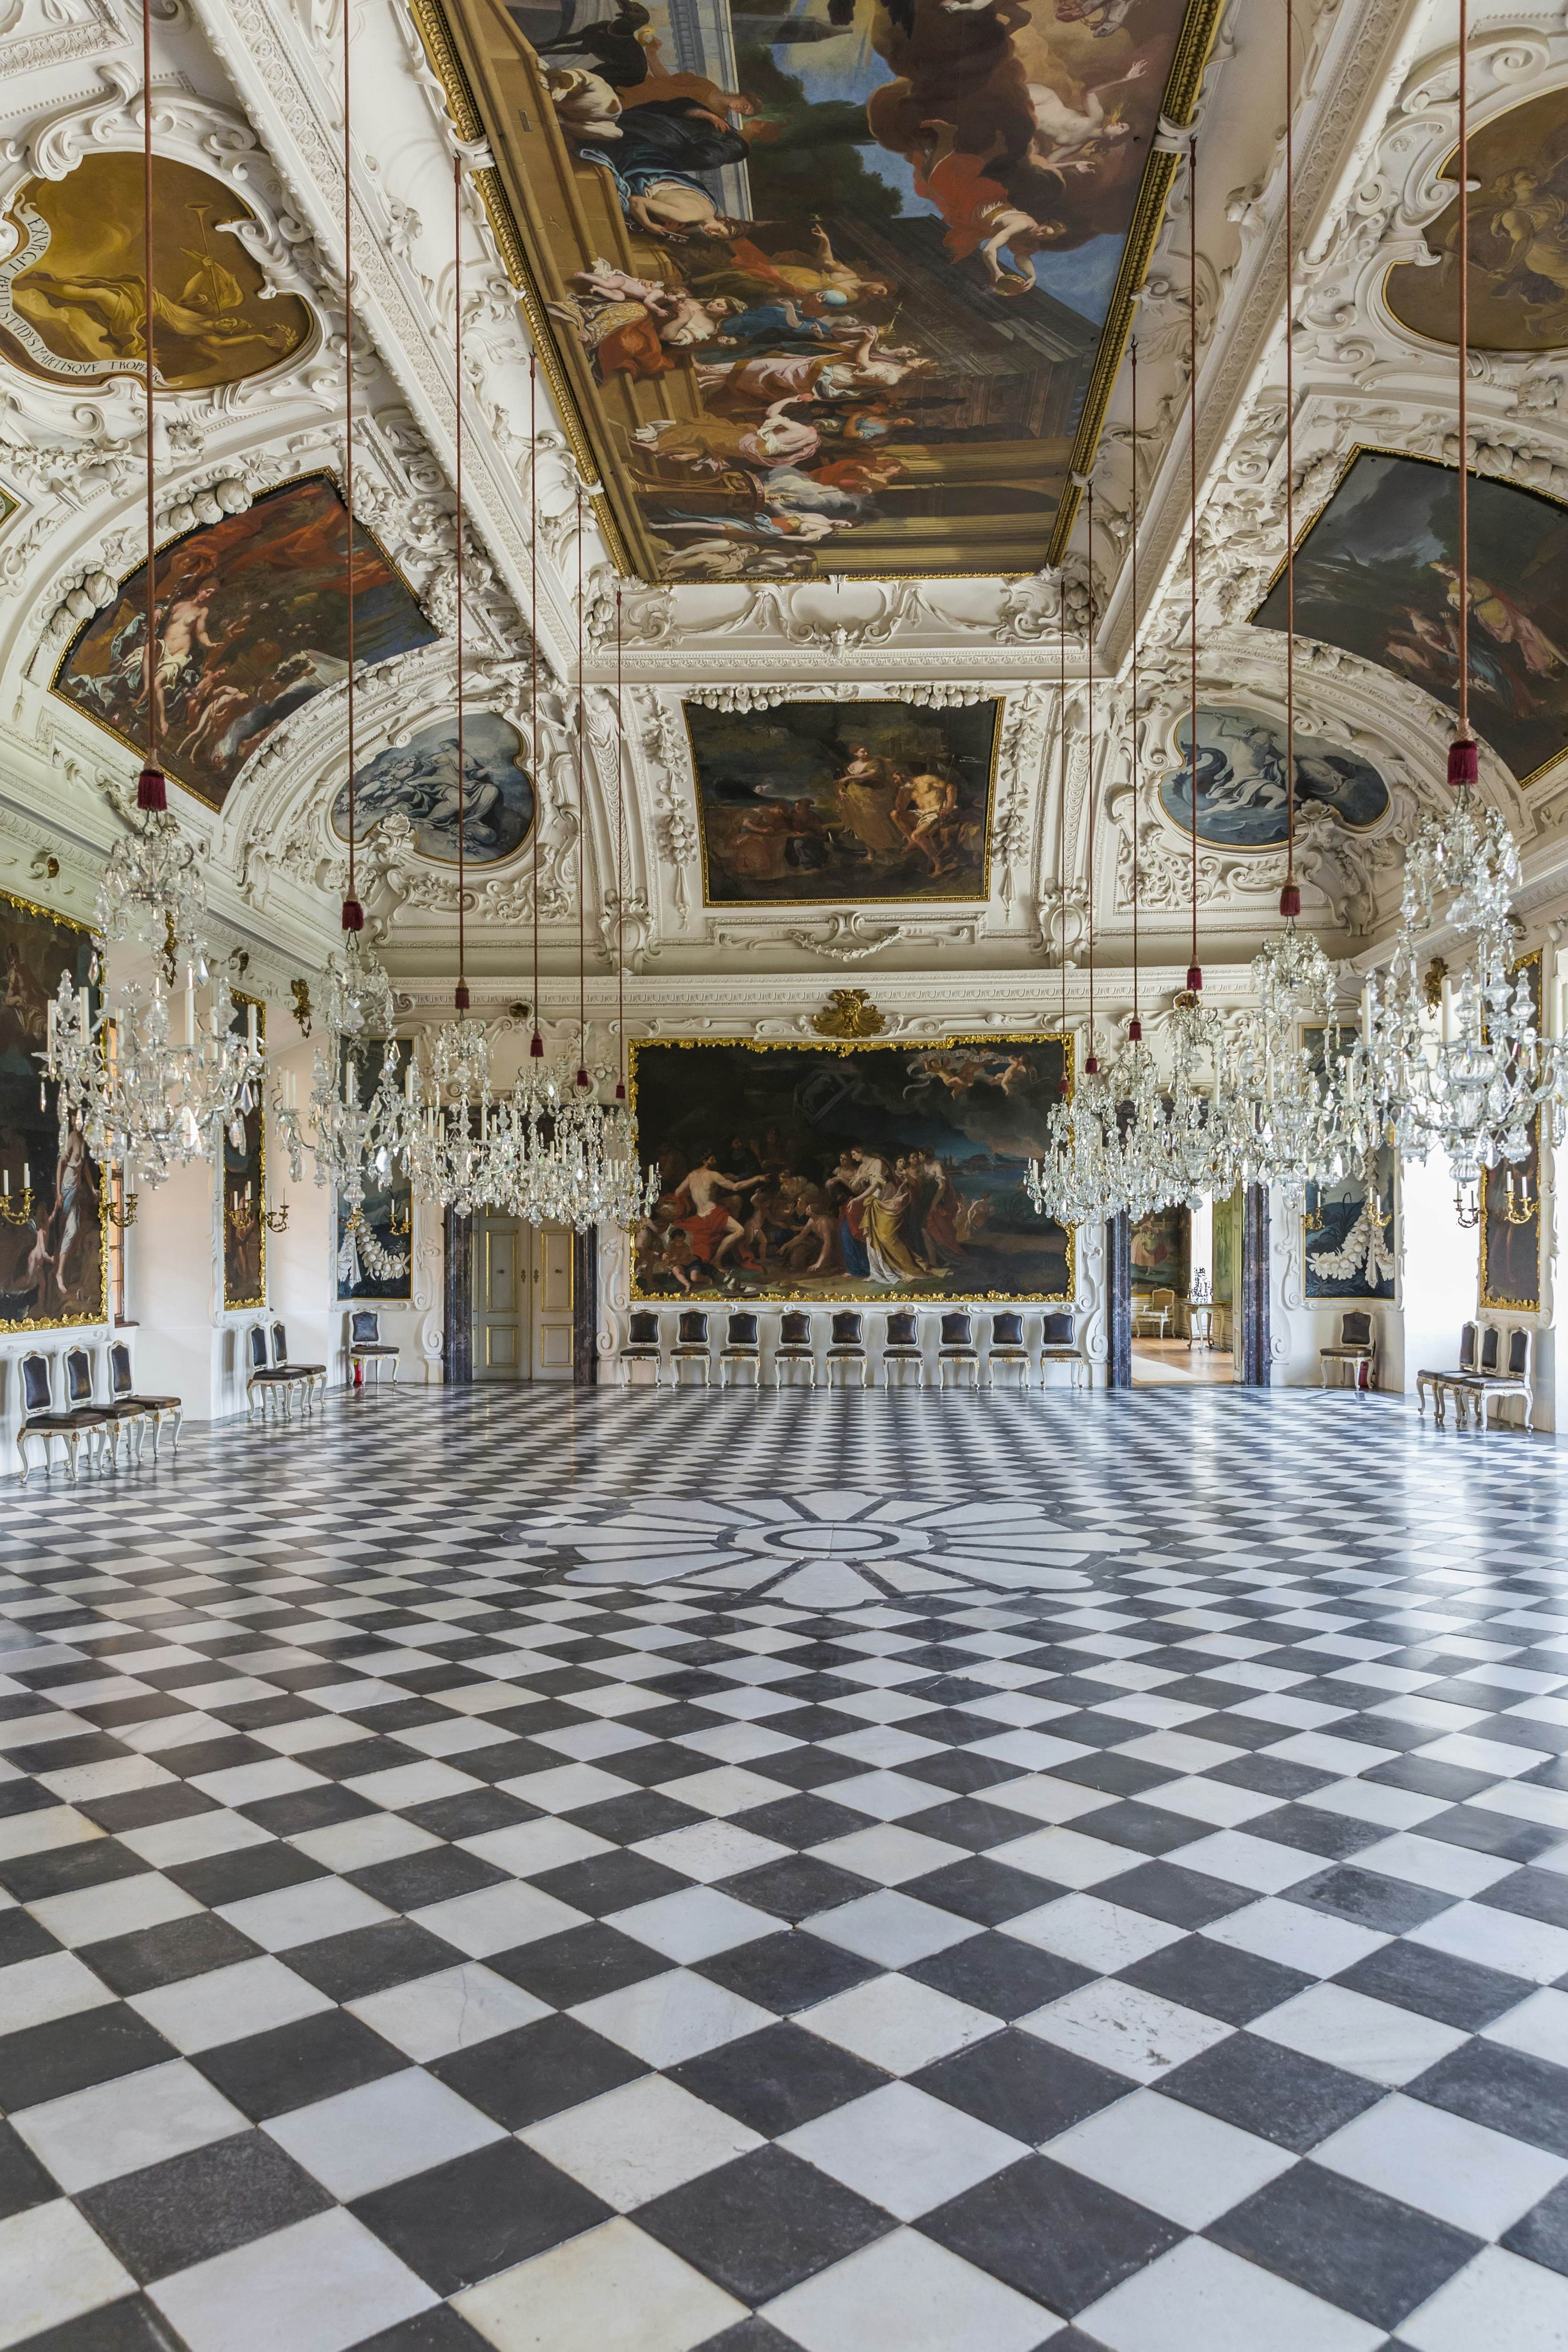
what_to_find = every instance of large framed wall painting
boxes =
[1480,953,1542,1314]
[0,888,105,1329]
[687,698,998,906]
[335,1042,413,1303]
[630,1035,1071,1302]
[1131,1206,1188,1296]
[423,0,1224,584]
[223,995,265,1312]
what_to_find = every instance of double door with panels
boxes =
[473,1215,573,1381]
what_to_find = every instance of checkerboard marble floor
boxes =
[4,1383,1568,2352]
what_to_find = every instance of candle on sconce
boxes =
[247,1003,258,1053]
[22,1164,30,1191]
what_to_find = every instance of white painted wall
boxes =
[1397,1153,1481,1407]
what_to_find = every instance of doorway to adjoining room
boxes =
[1130,1192,1237,1384]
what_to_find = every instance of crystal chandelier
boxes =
[46,961,264,1187]
[44,0,263,1188]
[1340,1,1568,1188]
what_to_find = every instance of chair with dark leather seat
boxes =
[882,1309,924,1390]
[772,1309,816,1388]
[108,1341,182,1462]
[671,1307,713,1387]
[987,1311,1030,1391]
[1039,1311,1084,1391]
[247,1323,298,1421]
[938,1310,979,1390]
[826,1310,867,1389]
[348,1309,400,1388]
[619,1309,663,1387]
[17,1351,110,1484]
[65,1344,149,1469]
[272,1321,326,1415]
[1320,1309,1376,1393]
[719,1311,761,1389]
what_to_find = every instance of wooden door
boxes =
[530,1222,574,1382]
[474,1214,524,1381]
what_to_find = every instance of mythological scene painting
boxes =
[631,1036,1071,1301]
[334,712,536,867]
[688,698,997,903]
[0,891,104,1330]
[336,1044,413,1303]
[1131,1204,1187,1295]
[1159,706,1391,848]
[1252,450,1568,788]
[1482,957,1542,1314]
[451,0,1218,582]
[0,153,312,394]
[1385,89,1568,355]
[53,477,439,809]
[223,998,264,1313]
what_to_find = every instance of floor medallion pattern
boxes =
[512,1490,1119,1605]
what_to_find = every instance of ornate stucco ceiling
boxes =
[2,0,1568,1042]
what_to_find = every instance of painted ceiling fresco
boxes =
[1251,450,1568,789]
[1160,706,1391,848]
[53,477,438,809]
[1385,88,1568,355]
[437,0,1220,584]
[334,712,536,866]
[0,154,311,394]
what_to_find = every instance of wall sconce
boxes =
[226,1183,256,1235]
[1503,1169,1536,1228]
[388,1199,411,1236]
[261,1197,290,1233]
[107,1190,138,1230]
[0,1165,33,1224]
[1454,1185,1481,1230]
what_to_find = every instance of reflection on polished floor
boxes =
[3,1385,1568,2352]
[1130,1338,1237,1387]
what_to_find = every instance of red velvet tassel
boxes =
[1279,882,1301,918]
[1186,965,1203,993]
[1448,738,1479,786]
[576,1066,589,1089]
[1128,1017,1142,1042]
[530,1033,544,1058]
[1085,1054,1099,1075]
[455,982,470,1011]
[136,765,167,812]
[341,898,365,932]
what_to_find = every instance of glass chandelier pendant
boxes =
[43,0,263,1188]
[1349,0,1568,1189]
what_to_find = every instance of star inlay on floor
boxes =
[1,1382,1566,2352]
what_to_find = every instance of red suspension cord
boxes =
[453,154,468,1015]
[615,586,627,1102]
[138,0,164,812]
[340,2,362,930]
[1058,572,1068,1097]
[1085,483,1098,1075]
[529,356,543,1058]
[1129,340,1142,1044]
[1186,131,1202,995]
[1281,25,1298,898]
[1449,0,1477,786]
[574,488,588,1091]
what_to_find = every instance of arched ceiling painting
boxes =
[422,0,1223,584]
[1251,450,1568,789]
[51,478,439,809]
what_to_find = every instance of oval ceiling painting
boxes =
[1385,88,1568,354]
[332,712,536,866]
[1159,707,1391,848]
[0,152,311,393]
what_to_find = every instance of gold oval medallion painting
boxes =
[0,152,311,392]
[1385,88,1568,355]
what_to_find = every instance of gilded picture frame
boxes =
[629,1031,1074,1304]
[686,698,1001,909]
[1480,949,1543,1315]
[223,993,265,1313]
[0,884,108,1332]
